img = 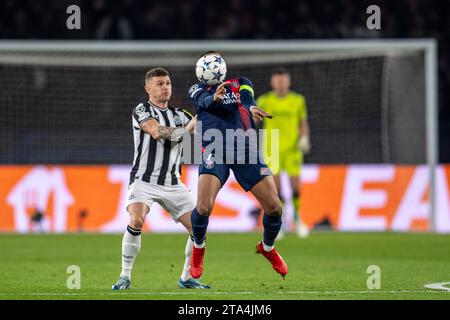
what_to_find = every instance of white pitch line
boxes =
[283,290,449,294]
[0,290,448,297]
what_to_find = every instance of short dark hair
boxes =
[145,67,170,81]
[198,50,222,59]
[271,67,290,76]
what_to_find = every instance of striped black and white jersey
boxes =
[129,101,194,186]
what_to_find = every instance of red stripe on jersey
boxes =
[226,79,252,130]
[239,106,252,131]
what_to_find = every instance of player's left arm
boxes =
[182,109,197,133]
[298,96,311,154]
[238,77,272,122]
[141,119,191,141]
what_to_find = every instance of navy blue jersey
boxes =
[188,77,258,158]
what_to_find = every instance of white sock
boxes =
[193,241,206,249]
[263,242,274,252]
[180,236,194,281]
[120,226,141,279]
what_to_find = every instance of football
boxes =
[195,53,227,86]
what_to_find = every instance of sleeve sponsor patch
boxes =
[189,84,203,98]
[135,104,147,115]
[138,112,151,121]
[189,84,199,94]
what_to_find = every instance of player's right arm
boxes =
[188,83,226,110]
[141,119,181,140]
[133,104,190,141]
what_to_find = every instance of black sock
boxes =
[190,208,209,246]
[263,213,282,246]
[127,225,142,236]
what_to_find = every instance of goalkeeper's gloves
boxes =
[298,135,311,154]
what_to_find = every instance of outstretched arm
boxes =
[239,77,273,123]
[189,83,227,110]
[186,115,197,133]
[250,106,273,124]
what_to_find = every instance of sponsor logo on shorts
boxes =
[205,159,214,169]
[204,153,215,169]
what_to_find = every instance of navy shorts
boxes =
[198,159,272,192]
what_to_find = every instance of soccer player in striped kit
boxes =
[112,68,210,290]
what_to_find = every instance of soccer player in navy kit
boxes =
[188,51,288,280]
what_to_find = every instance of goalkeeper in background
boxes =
[257,68,311,238]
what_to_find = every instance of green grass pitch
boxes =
[0,232,449,300]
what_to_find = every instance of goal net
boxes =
[0,41,431,166]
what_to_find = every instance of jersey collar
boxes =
[148,100,169,111]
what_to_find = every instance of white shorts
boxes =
[126,180,196,221]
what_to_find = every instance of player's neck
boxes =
[148,98,168,110]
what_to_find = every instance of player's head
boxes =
[145,67,172,103]
[270,68,291,97]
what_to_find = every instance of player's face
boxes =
[271,74,291,97]
[145,76,172,102]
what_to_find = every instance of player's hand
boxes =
[185,115,197,133]
[298,135,311,154]
[213,82,227,102]
[250,106,273,122]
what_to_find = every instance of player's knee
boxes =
[196,201,213,216]
[265,197,282,216]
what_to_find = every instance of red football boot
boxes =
[190,246,206,279]
[256,241,288,278]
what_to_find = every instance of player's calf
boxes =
[127,202,148,230]
[261,190,283,244]
[129,216,145,230]
[190,174,221,279]
[262,211,283,251]
[112,203,147,289]
[257,206,287,278]
[191,207,209,247]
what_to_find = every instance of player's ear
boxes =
[144,82,151,95]
[286,74,291,86]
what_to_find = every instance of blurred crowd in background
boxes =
[0,0,449,157]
